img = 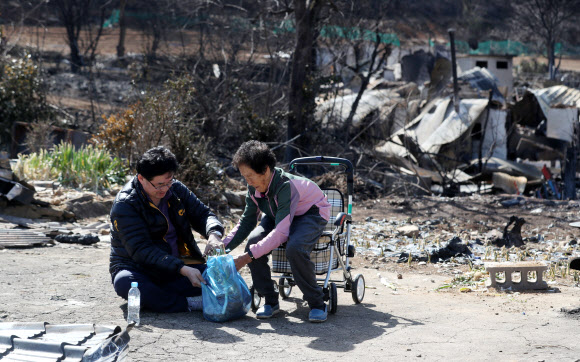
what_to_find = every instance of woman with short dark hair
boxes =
[223,140,331,323]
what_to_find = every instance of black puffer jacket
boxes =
[109,176,224,283]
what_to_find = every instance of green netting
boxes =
[453,40,530,56]
[273,19,295,34]
[102,10,579,56]
[319,25,400,46]
[275,21,400,46]
[103,10,208,27]
[104,9,120,28]
[556,42,580,56]
[452,39,580,56]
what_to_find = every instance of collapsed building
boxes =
[316,41,580,199]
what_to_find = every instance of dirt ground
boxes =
[1,194,580,361]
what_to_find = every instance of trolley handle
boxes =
[289,156,354,195]
[290,156,353,173]
[334,212,352,227]
[332,212,351,238]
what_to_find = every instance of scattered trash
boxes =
[491,216,526,248]
[54,233,100,245]
[0,177,34,205]
[429,237,473,263]
[541,165,561,200]
[397,224,420,237]
[570,258,580,271]
[500,197,524,207]
[377,273,398,291]
[436,268,488,292]
[561,306,580,318]
[492,172,526,195]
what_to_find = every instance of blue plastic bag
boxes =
[201,254,251,322]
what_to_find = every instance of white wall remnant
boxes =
[546,108,578,143]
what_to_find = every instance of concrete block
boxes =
[485,261,548,290]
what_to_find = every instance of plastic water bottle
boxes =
[127,282,140,326]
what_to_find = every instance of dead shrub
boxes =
[0,53,53,149]
[24,121,56,153]
[93,75,220,190]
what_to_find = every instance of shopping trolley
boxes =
[250,156,365,314]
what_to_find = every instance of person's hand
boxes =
[233,253,252,271]
[180,265,206,287]
[203,233,223,257]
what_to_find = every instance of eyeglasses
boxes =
[145,177,175,191]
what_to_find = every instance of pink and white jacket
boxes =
[223,167,330,258]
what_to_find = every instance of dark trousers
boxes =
[113,264,206,313]
[246,213,327,310]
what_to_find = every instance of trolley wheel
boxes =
[328,282,338,314]
[351,274,365,304]
[250,285,262,312]
[279,277,293,299]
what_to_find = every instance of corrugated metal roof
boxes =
[528,85,580,123]
[0,322,131,361]
[531,85,580,109]
[458,67,505,104]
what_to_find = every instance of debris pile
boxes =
[315,40,580,201]
[0,152,34,205]
[54,233,100,245]
[352,194,580,293]
[491,216,526,248]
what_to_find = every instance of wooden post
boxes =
[562,118,578,200]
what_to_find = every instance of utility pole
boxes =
[448,28,459,113]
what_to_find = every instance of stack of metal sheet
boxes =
[0,322,131,361]
[0,229,52,248]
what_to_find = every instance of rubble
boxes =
[54,233,100,245]
[0,152,34,205]
[322,56,580,201]
[428,236,473,263]
[570,257,580,271]
[492,172,527,195]
[490,215,526,248]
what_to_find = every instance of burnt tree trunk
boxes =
[54,0,84,73]
[285,0,323,163]
[117,0,127,59]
